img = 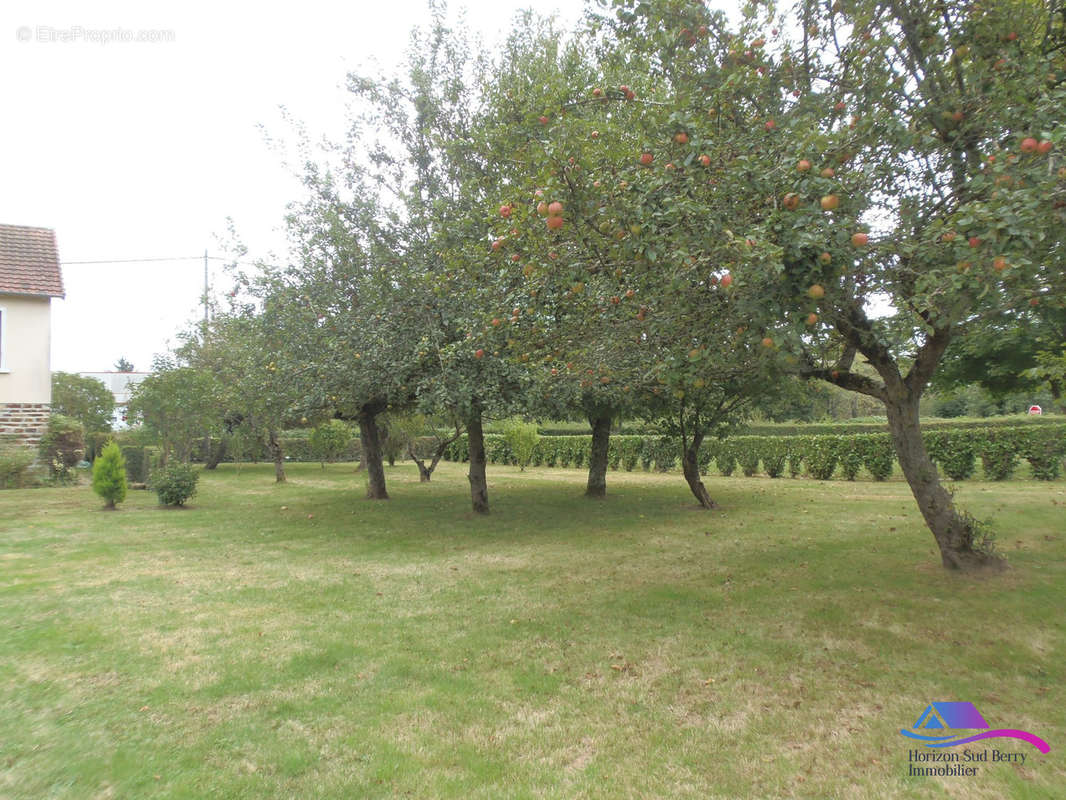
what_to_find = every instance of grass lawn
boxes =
[1,462,1064,799]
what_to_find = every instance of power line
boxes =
[62,255,282,269]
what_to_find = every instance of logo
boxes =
[900,702,1049,752]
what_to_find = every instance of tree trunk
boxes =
[681,432,716,509]
[268,430,286,483]
[204,438,227,470]
[585,414,612,498]
[358,407,389,500]
[466,408,489,514]
[885,392,1003,570]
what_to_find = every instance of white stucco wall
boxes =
[0,293,52,404]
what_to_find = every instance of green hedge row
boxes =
[518,415,1061,438]
[443,424,1066,481]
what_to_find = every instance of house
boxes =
[0,225,64,448]
[77,371,150,429]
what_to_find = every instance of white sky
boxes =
[1,0,585,372]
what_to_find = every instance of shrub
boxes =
[1022,427,1065,481]
[0,445,36,489]
[122,446,148,483]
[978,433,1017,481]
[738,447,761,477]
[153,462,199,506]
[787,441,805,478]
[762,439,788,478]
[92,441,128,508]
[806,438,839,481]
[309,420,352,467]
[863,435,895,481]
[38,414,85,482]
[839,438,865,481]
[716,446,737,477]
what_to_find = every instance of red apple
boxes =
[808,284,825,299]
[1020,137,1038,153]
[475,349,485,359]
[968,236,981,248]
[806,313,819,325]
[783,192,801,211]
[797,159,812,172]
[547,201,563,216]
[699,154,711,166]
[674,132,689,144]
[491,239,503,251]
[765,119,777,130]
[1037,140,1053,155]
[720,273,733,288]
[820,194,840,210]
[537,201,549,216]
[538,115,549,125]
[546,215,564,230]
[499,204,512,218]
[761,337,774,348]
[640,152,654,166]
[993,256,1008,271]
[820,167,835,178]
[511,253,520,262]
[851,232,869,246]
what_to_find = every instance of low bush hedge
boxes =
[440,424,1065,481]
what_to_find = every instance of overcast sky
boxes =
[1,0,586,372]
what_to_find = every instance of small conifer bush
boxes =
[91,441,128,509]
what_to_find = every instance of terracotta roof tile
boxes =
[0,224,64,298]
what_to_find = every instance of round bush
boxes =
[153,462,200,506]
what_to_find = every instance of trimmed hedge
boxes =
[441,424,1066,481]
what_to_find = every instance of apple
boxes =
[834,101,846,112]
[674,132,689,144]
[1037,140,1053,154]
[1020,137,1038,153]
[808,284,825,299]
[499,204,512,218]
[491,239,503,251]
[765,119,777,130]
[1006,31,1018,41]
[475,349,485,359]
[491,318,501,326]
[761,337,774,348]
[610,295,620,305]
[538,115,549,125]
[819,252,832,264]
[951,110,964,123]
[592,87,602,97]
[720,273,733,287]
[511,253,520,262]
[590,130,599,139]
[640,152,654,166]
[547,201,563,216]
[993,256,1008,271]
[547,215,564,230]
[537,201,549,216]
[851,232,869,246]
[968,236,981,248]
[665,162,676,170]
[820,167,835,178]
[797,159,812,172]
[941,231,956,243]
[751,38,766,48]
[1029,297,1040,307]
[625,289,635,298]
[820,194,840,210]
[600,376,611,384]
[806,312,819,325]
[783,192,801,211]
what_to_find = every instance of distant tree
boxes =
[126,358,222,465]
[309,420,352,468]
[114,357,134,372]
[91,441,127,509]
[51,372,114,433]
